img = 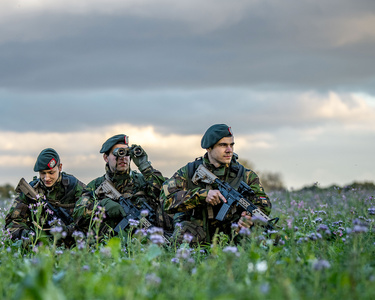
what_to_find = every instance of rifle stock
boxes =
[16,177,38,199]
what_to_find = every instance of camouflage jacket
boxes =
[4,172,86,241]
[73,164,171,234]
[161,154,271,241]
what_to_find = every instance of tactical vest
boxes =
[184,157,247,242]
[30,172,78,207]
[186,157,246,190]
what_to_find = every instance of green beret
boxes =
[34,148,60,172]
[100,134,129,154]
[201,124,233,149]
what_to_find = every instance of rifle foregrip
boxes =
[114,217,130,233]
[215,203,231,221]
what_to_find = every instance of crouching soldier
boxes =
[73,134,173,243]
[4,148,86,248]
[161,124,272,245]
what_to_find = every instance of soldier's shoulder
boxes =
[175,162,193,179]
[86,176,105,190]
[61,172,86,188]
[130,169,144,179]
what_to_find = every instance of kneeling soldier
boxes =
[4,148,86,248]
[73,134,173,241]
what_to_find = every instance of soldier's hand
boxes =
[99,198,126,218]
[238,211,253,229]
[130,144,151,172]
[206,190,227,206]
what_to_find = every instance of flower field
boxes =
[0,184,374,300]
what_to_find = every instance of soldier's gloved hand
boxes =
[130,144,151,172]
[99,198,126,218]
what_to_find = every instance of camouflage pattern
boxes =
[73,164,172,236]
[4,172,85,246]
[161,153,272,244]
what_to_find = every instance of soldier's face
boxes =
[207,136,234,167]
[39,164,62,187]
[104,143,130,173]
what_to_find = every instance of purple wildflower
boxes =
[150,234,165,245]
[145,273,161,286]
[171,257,179,264]
[182,233,193,243]
[312,259,331,271]
[134,228,148,238]
[176,247,192,260]
[129,219,139,227]
[50,226,63,236]
[260,283,270,294]
[82,265,90,271]
[353,225,368,233]
[99,247,111,257]
[148,227,164,235]
[141,209,149,217]
[238,227,251,236]
[223,246,240,257]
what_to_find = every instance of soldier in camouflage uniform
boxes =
[73,134,172,238]
[4,148,86,247]
[161,124,272,244]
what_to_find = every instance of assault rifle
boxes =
[95,180,170,244]
[192,165,279,231]
[15,177,74,226]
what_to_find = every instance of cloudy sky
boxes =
[1,0,375,190]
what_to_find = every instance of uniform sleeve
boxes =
[245,170,272,216]
[4,193,32,239]
[72,179,98,227]
[139,166,166,199]
[74,179,86,200]
[160,166,209,214]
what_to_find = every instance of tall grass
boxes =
[0,185,374,300]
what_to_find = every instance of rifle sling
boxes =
[30,175,77,208]
[47,200,75,209]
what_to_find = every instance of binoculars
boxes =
[112,146,143,158]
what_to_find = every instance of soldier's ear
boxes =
[103,153,109,163]
[58,163,62,172]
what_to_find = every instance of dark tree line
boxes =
[0,184,14,200]
[238,159,286,192]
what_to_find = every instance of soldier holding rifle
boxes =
[4,148,85,247]
[73,134,172,239]
[160,124,272,244]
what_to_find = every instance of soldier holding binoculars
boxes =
[73,134,172,237]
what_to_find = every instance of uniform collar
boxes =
[105,164,131,182]
[202,153,240,178]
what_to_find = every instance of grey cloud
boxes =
[2,90,373,137]
[1,1,375,93]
